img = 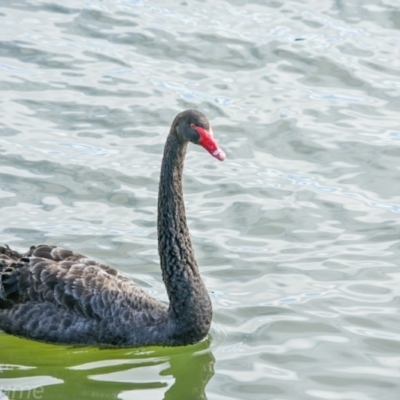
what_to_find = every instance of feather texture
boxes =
[0,244,170,345]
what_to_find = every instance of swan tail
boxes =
[0,245,25,261]
[0,245,27,306]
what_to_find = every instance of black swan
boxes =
[0,110,226,346]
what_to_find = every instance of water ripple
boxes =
[1,1,400,399]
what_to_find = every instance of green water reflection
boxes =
[0,333,214,400]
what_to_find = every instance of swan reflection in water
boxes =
[0,334,215,400]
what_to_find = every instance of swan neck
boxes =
[157,132,212,337]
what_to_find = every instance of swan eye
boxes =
[190,123,196,130]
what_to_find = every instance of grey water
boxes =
[1,0,400,399]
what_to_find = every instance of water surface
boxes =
[1,0,400,399]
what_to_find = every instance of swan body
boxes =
[0,110,225,346]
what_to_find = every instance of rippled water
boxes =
[1,0,400,399]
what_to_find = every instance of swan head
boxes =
[174,110,226,161]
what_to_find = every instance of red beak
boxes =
[194,126,226,161]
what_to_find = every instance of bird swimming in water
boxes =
[0,109,226,346]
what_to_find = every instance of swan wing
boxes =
[0,245,163,320]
